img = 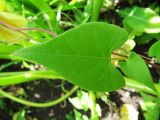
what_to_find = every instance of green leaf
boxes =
[13,22,128,92]
[119,6,160,34]
[140,92,160,120]
[13,109,25,120]
[149,40,160,60]
[0,43,22,54]
[120,52,156,91]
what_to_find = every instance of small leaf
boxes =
[119,6,160,34]
[149,40,160,60]
[13,109,25,120]
[13,22,128,92]
[120,52,156,91]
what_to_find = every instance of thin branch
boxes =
[0,20,57,38]
[112,52,160,71]
[145,60,160,71]
[0,20,30,39]
[112,51,129,58]
[139,54,152,62]
[16,28,57,37]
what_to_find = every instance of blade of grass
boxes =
[28,0,62,33]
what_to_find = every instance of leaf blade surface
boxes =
[13,22,128,91]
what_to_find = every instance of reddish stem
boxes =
[112,52,160,71]
[0,20,57,38]
[16,28,57,37]
[0,20,30,39]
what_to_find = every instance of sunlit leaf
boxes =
[0,11,27,44]
[0,0,5,11]
[13,22,128,92]
[0,12,27,27]
[119,6,160,34]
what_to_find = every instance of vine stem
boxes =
[112,52,160,70]
[16,27,57,37]
[112,51,128,58]
[0,20,57,38]
[0,20,30,39]
[0,86,79,107]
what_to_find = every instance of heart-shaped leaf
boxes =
[13,22,128,92]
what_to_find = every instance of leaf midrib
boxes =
[14,53,110,60]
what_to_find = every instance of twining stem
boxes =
[0,20,57,38]
[0,61,18,71]
[0,20,30,39]
[0,86,79,107]
[16,28,57,37]
[0,70,78,107]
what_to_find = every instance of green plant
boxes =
[0,1,160,119]
[12,22,128,91]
